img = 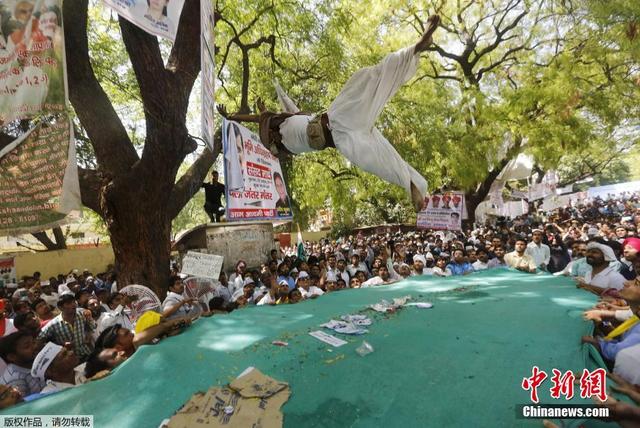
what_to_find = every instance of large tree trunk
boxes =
[108,198,171,296]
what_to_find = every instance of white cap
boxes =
[243,277,255,286]
[296,271,309,283]
[31,342,63,380]
[278,279,289,287]
[413,254,427,265]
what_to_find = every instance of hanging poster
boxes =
[0,0,67,123]
[223,119,293,221]
[0,256,16,288]
[0,116,81,235]
[102,0,185,41]
[200,0,215,149]
[416,192,465,231]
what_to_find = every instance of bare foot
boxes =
[414,15,440,54]
[410,182,425,212]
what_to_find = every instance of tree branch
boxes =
[63,0,139,176]
[167,0,204,97]
[118,16,169,122]
[167,146,219,221]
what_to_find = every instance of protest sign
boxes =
[0,117,81,235]
[0,257,16,288]
[0,0,68,123]
[102,0,185,41]
[200,0,215,149]
[181,251,223,280]
[223,119,293,221]
[416,192,464,231]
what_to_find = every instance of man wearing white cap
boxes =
[257,279,281,306]
[576,242,626,294]
[31,342,80,394]
[525,229,550,271]
[411,254,426,276]
[296,271,324,299]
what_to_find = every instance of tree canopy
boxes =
[215,0,640,228]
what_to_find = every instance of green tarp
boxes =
[3,269,619,427]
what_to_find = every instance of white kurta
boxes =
[276,45,428,200]
[328,45,427,199]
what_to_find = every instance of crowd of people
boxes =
[2,192,640,424]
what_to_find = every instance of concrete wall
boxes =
[204,223,275,271]
[11,246,115,279]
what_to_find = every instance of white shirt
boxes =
[257,293,276,306]
[472,260,489,271]
[279,115,315,154]
[525,242,551,267]
[361,277,385,287]
[584,265,626,290]
[298,286,324,298]
[213,284,233,304]
[41,380,75,394]
[95,306,134,339]
[433,267,451,277]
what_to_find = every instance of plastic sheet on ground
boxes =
[3,269,618,427]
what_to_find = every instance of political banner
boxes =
[0,256,16,288]
[0,0,68,123]
[200,0,215,149]
[0,116,81,235]
[222,119,293,221]
[180,251,223,280]
[102,0,185,41]
[416,192,464,231]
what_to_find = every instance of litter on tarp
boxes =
[407,302,434,309]
[309,330,348,347]
[272,341,289,346]
[369,295,412,313]
[355,341,374,357]
[164,367,290,428]
[320,319,368,335]
[341,314,372,326]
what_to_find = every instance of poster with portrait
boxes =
[200,0,215,149]
[0,0,68,123]
[0,115,81,235]
[416,192,465,231]
[102,0,185,41]
[222,119,293,221]
[0,256,16,288]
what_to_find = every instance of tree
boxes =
[60,0,217,296]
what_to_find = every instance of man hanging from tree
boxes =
[218,15,440,211]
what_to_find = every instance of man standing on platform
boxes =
[202,171,225,223]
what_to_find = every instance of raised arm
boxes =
[414,15,440,54]
[217,105,260,123]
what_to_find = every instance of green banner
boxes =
[0,116,80,235]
